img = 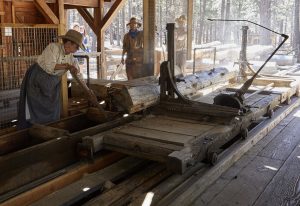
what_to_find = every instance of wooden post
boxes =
[58,0,68,117]
[96,0,104,79]
[11,1,15,23]
[96,0,126,79]
[0,0,4,23]
[143,0,156,76]
[240,26,249,62]
[187,0,193,60]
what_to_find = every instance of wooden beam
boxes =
[77,8,97,34]
[187,0,193,60]
[4,0,56,2]
[31,157,146,206]
[95,0,105,79]
[0,115,134,196]
[97,0,126,79]
[33,0,59,24]
[65,0,111,7]
[11,1,16,23]
[64,0,98,7]
[99,0,127,32]
[0,135,79,196]
[0,0,5,23]
[58,0,65,28]
[57,0,68,117]
[94,0,104,32]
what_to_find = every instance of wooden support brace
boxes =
[34,0,59,24]
[77,8,98,34]
[99,0,127,32]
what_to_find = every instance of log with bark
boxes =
[76,67,236,114]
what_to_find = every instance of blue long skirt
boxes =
[17,63,61,129]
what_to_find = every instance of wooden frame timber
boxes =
[1,152,124,206]
[0,114,134,198]
[187,0,193,60]
[0,0,4,23]
[33,0,59,24]
[92,78,300,173]
[77,8,97,34]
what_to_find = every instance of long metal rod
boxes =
[208,18,289,98]
[207,18,282,35]
[236,35,288,97]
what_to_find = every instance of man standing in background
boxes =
[121,17,144,80]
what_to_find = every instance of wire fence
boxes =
[0,25,58,129]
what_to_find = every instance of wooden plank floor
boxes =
[192,105,300,206]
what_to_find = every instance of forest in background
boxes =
[67,0,300,61]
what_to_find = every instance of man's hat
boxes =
[59,29,86,51]
[126,17,142,27]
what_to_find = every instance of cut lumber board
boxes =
[84,164,166,206]
[31,157,146,206]
[112,169,171,206]
[116,125,195,146]
[104,133,182,162]
[129,117,214,137]
[129,163,206,206]
[1,152,124,206]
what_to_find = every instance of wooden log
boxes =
[85,67,236,114]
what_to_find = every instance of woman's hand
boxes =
[67,65,79,75]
